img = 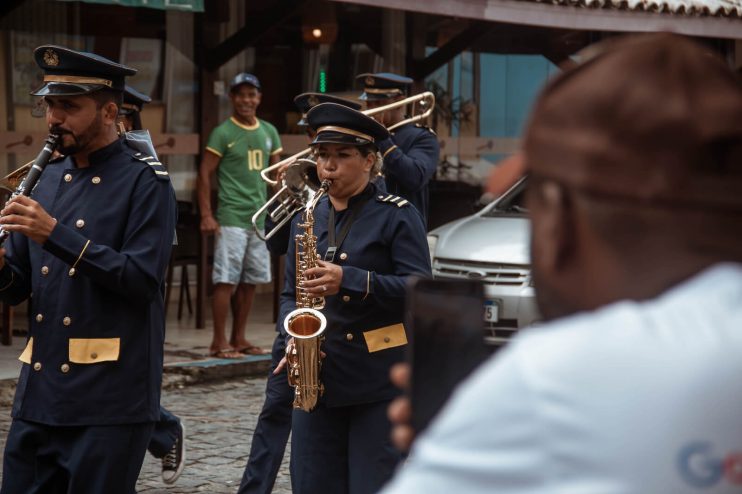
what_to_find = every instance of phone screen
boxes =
[406,278,493,433]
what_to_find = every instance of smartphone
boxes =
[406,277,493,434]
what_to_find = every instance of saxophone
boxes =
[283,180,331,412]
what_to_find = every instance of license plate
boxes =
[483,300,499,322]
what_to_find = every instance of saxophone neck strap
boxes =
[325,194,371,263]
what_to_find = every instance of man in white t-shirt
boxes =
[382,33,742,494]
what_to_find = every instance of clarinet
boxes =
[0,133,59,246]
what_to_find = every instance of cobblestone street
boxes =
[0,377,292,494]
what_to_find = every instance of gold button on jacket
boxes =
[92,176,101,184]
[33,362,42,371]
[64,173,72,182]
[41,266,49,275]
[75,219,85,228]
[346,333,353,341]
[63,316,71,326]
[61,363,70,373]
[342,295,350,302]
[339,252,348,261]
[35,313,43,322]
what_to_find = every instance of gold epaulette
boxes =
[376,193,409,207]
[415,123,437,136]
[133,152,170,181]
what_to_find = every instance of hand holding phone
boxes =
[406,278,493,434]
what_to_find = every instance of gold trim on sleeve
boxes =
[362,270,370,301]
[71,240,91,272]
[382,145,398,159]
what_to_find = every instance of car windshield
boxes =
[481,178,528,217]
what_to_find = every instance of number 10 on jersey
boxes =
[247,149,264,170]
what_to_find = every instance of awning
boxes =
[58,0,204,12]
[331,0,742,38]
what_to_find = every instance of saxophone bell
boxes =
[285,308,327,339]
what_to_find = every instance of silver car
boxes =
[427,177,539,345]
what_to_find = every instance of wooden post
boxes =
[195,5,222,330]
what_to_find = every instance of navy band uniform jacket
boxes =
[279,182,431,407]
[0,138,177,426]
[375,123,439,226]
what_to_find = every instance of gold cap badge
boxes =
[308,95,320,107]
[43,49,59,67]
[365,76,375,86]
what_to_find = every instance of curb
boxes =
[0,356,273,404]
[163,354,273,390]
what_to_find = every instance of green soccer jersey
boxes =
[206,117,283,229]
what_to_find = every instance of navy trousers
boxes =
[147,406,181,458]
[1,418,153,494]
[290,399,401,494]
[238,333,294,494]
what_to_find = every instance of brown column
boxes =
[195,6,222,330]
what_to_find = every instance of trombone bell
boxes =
[285,158,321,194]
[252,159,320,241]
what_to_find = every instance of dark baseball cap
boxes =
[230,73,261,92]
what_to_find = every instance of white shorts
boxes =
[212,226,272,285]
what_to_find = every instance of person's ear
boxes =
[362,152,375,173]
[102,101,119,125]
[530,181,575,275]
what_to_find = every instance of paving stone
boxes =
[0,377,292,494]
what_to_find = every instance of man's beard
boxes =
[52,112,104,156]
[531,263,579,323]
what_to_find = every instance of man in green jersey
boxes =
[198,73,282,358]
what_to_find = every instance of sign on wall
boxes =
[57,0,204,12]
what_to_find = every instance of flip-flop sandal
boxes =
[209,348,244,359]
[240,345,270,355]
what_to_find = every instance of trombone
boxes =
[259,91,435,187]
[253,91,435,240]
[252,158,321,240]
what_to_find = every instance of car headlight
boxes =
[426,234,438,265]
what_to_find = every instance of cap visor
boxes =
[231,82,260,92]
[311,131,373,147]
[31,82,109,97]
[359,92,396,102]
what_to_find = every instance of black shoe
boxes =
[162,420,186,485]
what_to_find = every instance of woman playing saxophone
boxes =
[274,103,431,494]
